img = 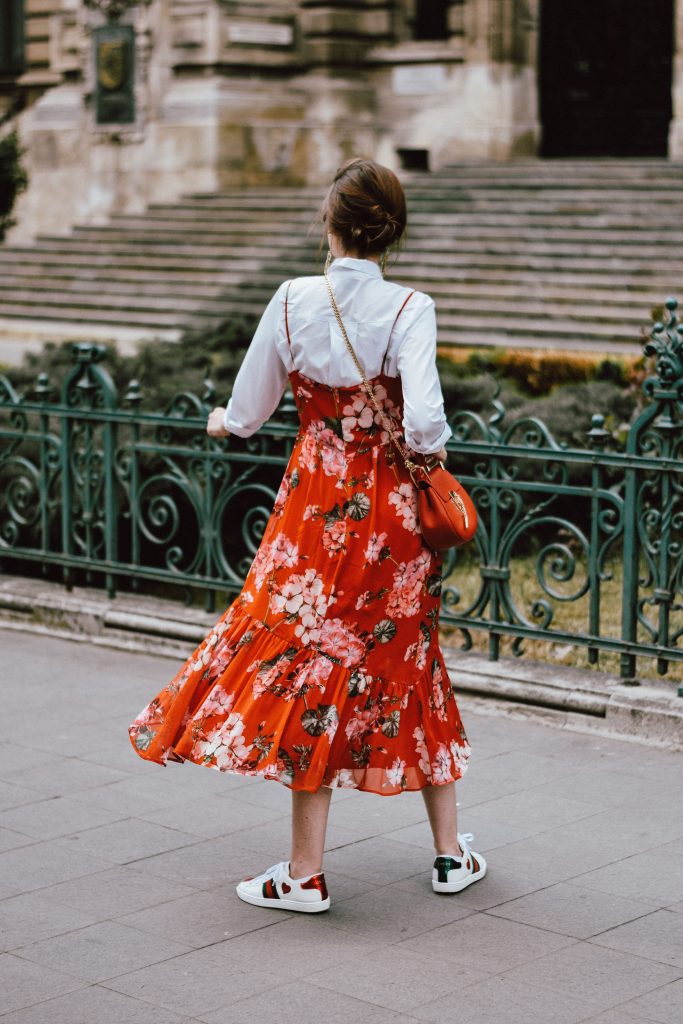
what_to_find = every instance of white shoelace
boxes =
[452,832,475,860]
[247,860,290,885]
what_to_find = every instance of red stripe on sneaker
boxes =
[262,878,279,900]
[301,873,328,900]
[471,855,479,873]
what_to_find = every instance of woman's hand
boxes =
[411,446,448,465]
[207,407,231,438]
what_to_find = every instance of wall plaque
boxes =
[392,64,447,96]
[227,21,294,47]
[94,23,135,124]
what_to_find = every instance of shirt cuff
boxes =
[408,421,452,456]
[222,401,252,438]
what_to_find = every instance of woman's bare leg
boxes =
[289,786,333,878]
[421,781,463,857]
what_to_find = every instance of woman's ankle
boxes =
[289,859,323,879]
[435,843,463,858]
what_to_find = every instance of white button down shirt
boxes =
[223,256,452,455]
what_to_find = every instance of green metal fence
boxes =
[1,298,681,688]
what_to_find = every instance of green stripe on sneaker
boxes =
[434,856,462,883]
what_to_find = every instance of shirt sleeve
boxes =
[396,295,452,455]
[223,282,290,437]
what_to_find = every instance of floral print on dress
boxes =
[128,368,471,795]
[388,482,421,534]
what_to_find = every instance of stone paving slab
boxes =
[1,627,682,1023]
[0,984,200,1024]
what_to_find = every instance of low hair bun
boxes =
[322,158,407,259]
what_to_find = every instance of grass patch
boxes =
[441,550,682,685]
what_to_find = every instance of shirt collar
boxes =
[329,256,383,279]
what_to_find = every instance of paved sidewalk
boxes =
[0,629,682,1024]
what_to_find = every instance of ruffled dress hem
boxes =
[128,603,472,797]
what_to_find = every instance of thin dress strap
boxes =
[380,289,415,374]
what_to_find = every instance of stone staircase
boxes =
[2,159,682,364]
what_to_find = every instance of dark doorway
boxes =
[413,1,449,42]
[539,0,674,157]
[0,0,25,76]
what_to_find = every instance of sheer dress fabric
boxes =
[128,259,472,794]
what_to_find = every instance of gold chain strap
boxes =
[323,266,423,480]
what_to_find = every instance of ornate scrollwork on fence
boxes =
[619,298,683,677]
[439,400,628,666]
[0,300,681,682]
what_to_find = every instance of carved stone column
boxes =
[461,0,540,158]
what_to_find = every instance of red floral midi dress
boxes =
[128,281,472,795]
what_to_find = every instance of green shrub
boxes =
[507,381,637,447]
[13,313,259,410]
[0,130,27,241]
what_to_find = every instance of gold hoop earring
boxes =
[324,250,333,273]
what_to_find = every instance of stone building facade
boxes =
[0,1,680,240]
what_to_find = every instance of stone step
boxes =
[0,257,673,293]
[438,168,683,181]
[412,183,683,196]
[0,308,642,356]
[0,290,643,342]
[427,170,683,182]
[0,274,654,326]
[0,248,263,274]
[0,273,242,300]
[83,217,683,246]
[70,225,299,245]
[409,192,683,206]
[138,210,683,235]
[191,170,683,189]
[192,177,683,193]
[23,236,683,274]
[139,196,683,218]
[131,207,318,224]
[43,222,683,257]
[114,210,683,239]
[0,264,665,308]
[0,250,667,292]
[0,303,184,329]
[164,193,683,213]
[0,267,244,290]
[0,289,215,316]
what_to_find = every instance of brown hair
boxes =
[321,157,407,259]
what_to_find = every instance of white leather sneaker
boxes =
[236,860,331,913]
[432,832,487,893]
